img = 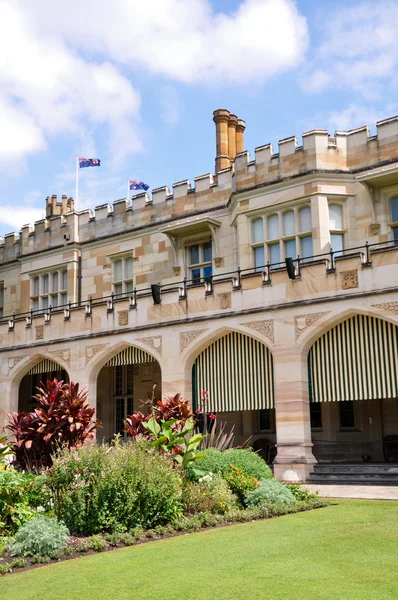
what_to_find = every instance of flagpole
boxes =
[126,178,129,203]
[75,155,79,211]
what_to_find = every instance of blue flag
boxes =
[129,179,149,191]
[79,157,101,168]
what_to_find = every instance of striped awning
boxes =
[193,332,274,412]
[105,346,156,367]
[27,359,64,375]
[309,315,398,402]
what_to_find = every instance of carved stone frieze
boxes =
[49,349,71,367]
[243,320,274,344]
[35,325,44,340]
[136,335,162,356]
[372,301,398,315]
[118,310,129,326]
[294,312,331,340]
[217,292,231,310]
[85,343,110,365]
[341,270,358,289]
[180,329,209,353]
[8,355,25,373]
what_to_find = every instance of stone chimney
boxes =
[45,194,75,217]
[213,109,246,172]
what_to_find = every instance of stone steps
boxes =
[307,463,398,486]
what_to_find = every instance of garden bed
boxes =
[0,497,328,576]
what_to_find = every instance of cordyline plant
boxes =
[124,393,193,438]
[6,379,100,471]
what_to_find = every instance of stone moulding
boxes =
[294,312,331,340]
[242,320,274,344]
[85,343,110,365]
[136,335,162,356]
[372,301,398,314]
[8,355,25,373]
[180,329,209,353]
[49,349,71,367]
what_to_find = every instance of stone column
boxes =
[236,119,246,154]
[272,347,316,481]
[311,194,330,255]
[213,109,231,172]
[228,114,238,162]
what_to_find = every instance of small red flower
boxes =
[209,413,216,420]
[201,390,208,398]
[195,409,201,414]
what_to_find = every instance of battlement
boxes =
[1,112,398,264]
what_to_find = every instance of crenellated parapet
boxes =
[1,113,398,264]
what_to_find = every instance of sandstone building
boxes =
[1,109,398,480]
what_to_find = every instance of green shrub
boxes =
[31,554,52,564]
[224,465,258,504]
[10,557,27,569]
[182,474,238,515]
[245,478,297,508]
[87,534,106,551]
[285,483,318,502]
[46,440,182,535]
[189,448,271,481]
[8,516,69,557]
[0,470,49,535]
[0,563,9,575]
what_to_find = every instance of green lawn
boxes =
[1,500,397,600]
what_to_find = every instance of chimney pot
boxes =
[236,119,246,154]
[213,109,231,172]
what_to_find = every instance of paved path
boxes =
[304,484,398,500]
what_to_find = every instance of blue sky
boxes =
[1,0,398,236]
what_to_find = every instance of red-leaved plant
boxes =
[124,393,193,439]
[6,379,100,471]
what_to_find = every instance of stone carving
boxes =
[35,325,44,340]
[217,293,231,310]
[118,311,129,326]
[85,343,110,365]
[180,329,209,353]
[8,355,25,372]
[341,270,358,289]
[136,335,162,356]
[372,301,398,314]
[243,320,274,343]
[49,349,71,367]
[294,312,331,340]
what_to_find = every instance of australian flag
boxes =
[129,179,149,191]
[79,157,101,168]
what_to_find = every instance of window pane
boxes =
[259,409,271,431]
[329,204,343,229]
[284,239,296,259]
[203,265,212,280]
[42,296,49,310]
[254,246,265,271]
[283,210,295,236]
[126,281,134,293]
[0,308,3,319]
[32,299,39,311]
[301,235,313,258]
[125,257,133,279]
[189,245,199,265]
[127,397,133,415]
[43,275,49,294]
[252,218,264,243]
[61,270,67,290]
[267,214,279,240]
[115,398,125,435]
[299,207,311,232]
[393,227,398,244]
[191,268,201,283]
[268,242,280,264]
[203,241,212,263]
[0,286,3,306]
[114,283,123,296]
[392,197,398,222]
[115,366,123,395]
[126,366,134,395]
[310,403,322,429]
[52,272,58,292]
[33,277,39,296]
[331,233,344,254]
[60,292,67,306]
[114,260,122,281]
[51,294,58,308]
[340,401,355,428]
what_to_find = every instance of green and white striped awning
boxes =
[193,332,274,412]
[105,346,156,367]
[27,359,64,375]
[309,315,398,402]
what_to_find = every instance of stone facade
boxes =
[1,111,398,480]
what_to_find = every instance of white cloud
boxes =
[0,206,43,233]
[304,1,398,98]
[326,105,386,132]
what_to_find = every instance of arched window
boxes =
[328,204,344,254]
[391,197,398,243]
